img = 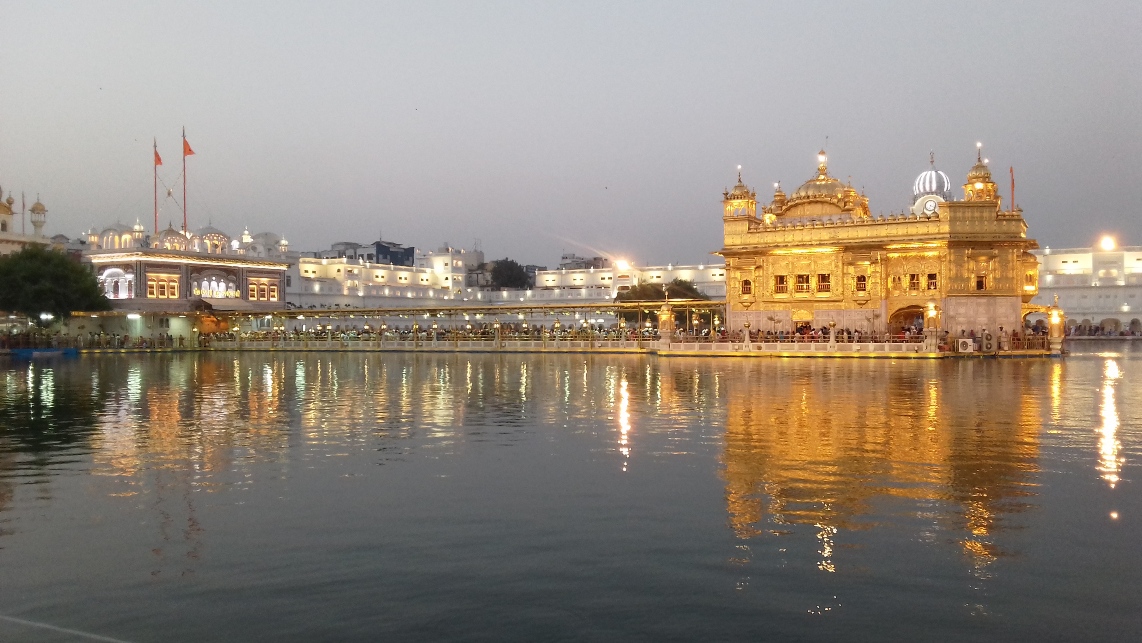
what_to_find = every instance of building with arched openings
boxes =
[1033,237,1142,335]
[83,221,290,315]
[718,147,1041,336]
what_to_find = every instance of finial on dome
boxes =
[930,150,935,167]
[737,164,742,182]
[817,150,828,177]
[976,141,983,162]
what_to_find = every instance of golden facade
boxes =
[718,150,1040,334]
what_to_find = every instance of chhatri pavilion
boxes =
[717,148,1040,335]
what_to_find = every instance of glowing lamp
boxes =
[615,260,630,271]
[1100,235,1116,252]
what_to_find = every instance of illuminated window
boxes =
[269,285,278,301]
[741,279,752,295]
[170,281,178,298]
[147,280,157,298]
[249,284,257,299]
[795,274,810,293]
[976,276,987,291]
[908,274,920,290]
[774,275,788,294]
[927,273,938,290]
[816,274,831,293]
[157,281,167,298]
[259,285,268,300]
[856,275,867,292]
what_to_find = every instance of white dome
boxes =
[913,168,951,202]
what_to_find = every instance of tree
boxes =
[490,258,530,289]
[614,278,708,302]
[0,246,111,325]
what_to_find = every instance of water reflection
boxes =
[0,352,1113,589]
[717,359,1045,573]
[1098,359,1122,488]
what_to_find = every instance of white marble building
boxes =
[1032,237,1142,333]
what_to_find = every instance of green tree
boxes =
[614,278,708,302]
[0,246,111,325]
[490,258,530,289]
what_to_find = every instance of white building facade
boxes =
[1033,239,1142,334]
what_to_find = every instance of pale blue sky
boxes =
[1,1,1138,265]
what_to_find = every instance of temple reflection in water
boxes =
[715,358,1047,572]
[0,352,1114,581]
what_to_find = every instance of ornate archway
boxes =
[888,305,924,334]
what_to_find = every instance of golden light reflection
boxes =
[619,378,631,471]
[718,359,1042,574]
[1097,359,1122,488]
[1050,362,1062,424]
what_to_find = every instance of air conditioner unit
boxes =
[957,338,974,352]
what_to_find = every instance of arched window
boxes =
[741,279,752,295]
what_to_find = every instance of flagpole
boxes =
[154,138,159,234]
[1010,166,1015,213]
[21,192,25,235]
[182,127,188,234]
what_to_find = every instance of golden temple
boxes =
[718,147,1040,335]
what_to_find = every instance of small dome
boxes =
[195,225,229,238]
[967,159,991,182]
[724,171,756,200]
[29,201,47,215]
[913,169,951,202]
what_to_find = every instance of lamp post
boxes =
[743,320,752,349]
[431,320,438,346]
[412,321,419,349]
[493,319,501,348]
[619,317,627,347]
[1048,294,1065,355]
[554,318,561,344]
[924,300,941,352]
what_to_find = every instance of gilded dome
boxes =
[791,175,847,200]
[790,151,845,200]
[724,170,756,200]
[967,160,991,182]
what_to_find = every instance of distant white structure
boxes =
[0,188,50,256]
[535,261,727,300]
[1033,236,1142,333]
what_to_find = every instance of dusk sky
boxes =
[1,1,1138,266]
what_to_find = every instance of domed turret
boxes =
[30,197,48,237]
[913,153,952,203]
[963,142,998,202]
[155,224,189,251]
[722,166,757,219]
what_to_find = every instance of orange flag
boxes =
[183,138,195,156]
[154,148,163,166]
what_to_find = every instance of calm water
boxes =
[0,347,1139,641]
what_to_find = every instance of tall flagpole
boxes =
[1010,166,1015,213]
[182,127,188,234]
[154,138,159,234]
[21,192,25,235]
